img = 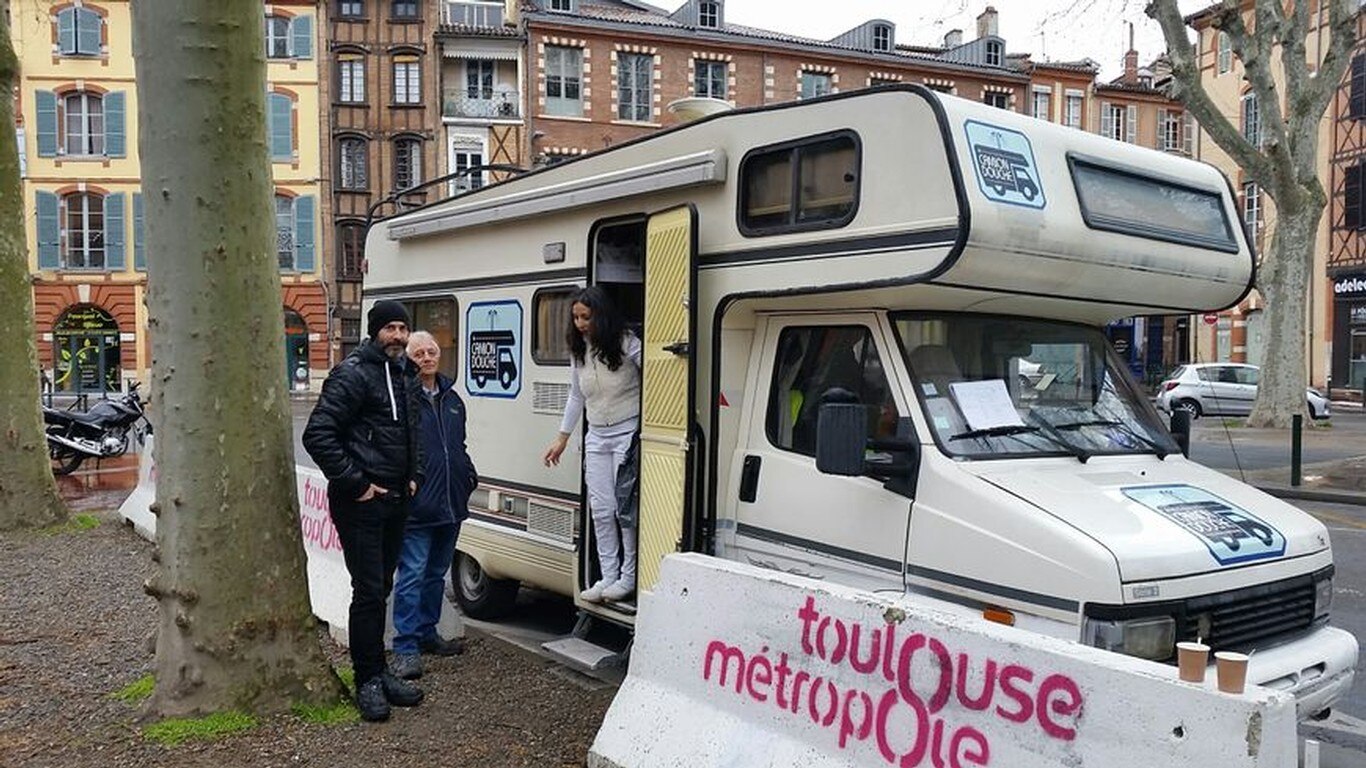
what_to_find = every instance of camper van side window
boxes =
[404,297,459,380]
[740,132,860,235]
[1069,158,1239,253]
[532,287,578,364]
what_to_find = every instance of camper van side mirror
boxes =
[816,403,869,476]
[1169,411,1192,458]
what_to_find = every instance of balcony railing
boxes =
[443,2,504,28]
[443,88,520,119]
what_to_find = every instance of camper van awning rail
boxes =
[387,148,728,241]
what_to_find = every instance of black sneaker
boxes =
[356,676,391,722]
[381,671,424,707]
[419,636,466,657]
[391,652,423,680]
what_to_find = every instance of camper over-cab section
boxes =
[372,86,1254,324]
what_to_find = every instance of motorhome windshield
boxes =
[892,314,1179,460]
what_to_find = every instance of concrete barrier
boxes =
[589,553,1297,768]
[117,444,462,647]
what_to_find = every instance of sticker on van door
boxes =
[466,300,522,399]
[1122,484,1286,566]
[964,120,1046,210]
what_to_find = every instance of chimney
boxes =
[944,29,963,48]
[1122,23,1138,84]
[977,6,998,39]
[504,0,520,27]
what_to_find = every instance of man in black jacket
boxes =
[302,300,426,722]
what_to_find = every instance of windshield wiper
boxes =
[1054,418,1171,459]
[948,424,1091,462]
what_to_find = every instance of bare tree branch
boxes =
[1223,1,1292,189]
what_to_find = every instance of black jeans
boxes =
[330,490,408,685]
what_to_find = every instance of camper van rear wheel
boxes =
[455,551,519,619]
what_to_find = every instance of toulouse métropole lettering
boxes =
[701,596,1083,768]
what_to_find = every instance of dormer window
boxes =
[698,1,719,29]
[872,25,891,52]
[985,40,1003,67]
[548,0,574,12]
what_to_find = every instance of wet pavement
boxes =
[54,453,138,511]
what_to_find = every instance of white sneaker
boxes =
[602,577,636,602]
[580,579,611,603]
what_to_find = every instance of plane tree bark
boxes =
[0,12,66,531]
[1148,0,1358,427]
[130,1,343,715]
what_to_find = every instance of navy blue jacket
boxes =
[409,374,477,527]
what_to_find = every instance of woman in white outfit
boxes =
[542,286,641,603]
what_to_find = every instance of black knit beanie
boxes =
[367,300,411,339]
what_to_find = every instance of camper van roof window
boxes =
[739,131,861,236]
[1069,158,1239,253]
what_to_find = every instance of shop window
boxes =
[740,131,860,235]
[53,305,121,393]
[533,287,579,364]
[284,308,310,390]
[403,298,458,379]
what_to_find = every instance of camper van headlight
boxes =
[1081,615,1176,661]
[1314,576,1334,620]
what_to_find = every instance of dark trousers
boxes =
[330,491,408,685]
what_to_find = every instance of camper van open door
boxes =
[636,205,698,593]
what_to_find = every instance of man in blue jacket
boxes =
[392,331,477,680]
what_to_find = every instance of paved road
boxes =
[1186,408,1366,477]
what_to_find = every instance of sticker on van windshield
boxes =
[466,300,522,399]
[1122,484,1285,566]
[964,120,1046,209]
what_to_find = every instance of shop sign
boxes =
[1333,273,1366,297]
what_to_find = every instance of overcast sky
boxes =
[717,0,1209,80]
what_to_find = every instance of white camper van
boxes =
[364,87,1355,719]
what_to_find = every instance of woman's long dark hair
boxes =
[567,285,627,370]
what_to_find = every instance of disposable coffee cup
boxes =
[1215,651,1250,694]
[1176,641,1210,683]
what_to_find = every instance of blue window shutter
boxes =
[104,91,126,157]
[57,9,76,54]
[105,193,126,270]
[291,15,313,60]
[269,93,293,161]
[133,193,146,271]
[35,90,58,157]
[36,191,61,269]
[76,9,102,54]
[294,195,315,272]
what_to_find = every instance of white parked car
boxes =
[1155,363,1330,419]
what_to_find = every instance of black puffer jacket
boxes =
[303,340,424,502]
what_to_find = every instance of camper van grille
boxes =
[533,382,571,415]
[527,501,574,543]
[1178,576,1317,653]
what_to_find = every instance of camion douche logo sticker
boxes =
[466,300,522,399]
[964,120,1046,209]
[1122,484,1286,566]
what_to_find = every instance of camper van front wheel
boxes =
[454,551,519,619]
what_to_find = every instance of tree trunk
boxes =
[0,14,66,531]
[130,2,342,714]
[1247,193,1318,428]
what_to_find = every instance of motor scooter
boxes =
[44,382,151,476]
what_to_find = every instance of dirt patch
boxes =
[0,511,614,768]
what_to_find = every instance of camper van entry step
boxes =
[542,637,617,672]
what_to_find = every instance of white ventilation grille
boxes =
[533,381,571,415]
[528,501,574,542]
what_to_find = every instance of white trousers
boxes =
[584,428,638,584]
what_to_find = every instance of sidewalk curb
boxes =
[1301,713,1366,755]
[1256,485,1366,507]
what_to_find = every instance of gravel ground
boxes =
[0,509,614,768]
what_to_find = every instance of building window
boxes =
[63,92,104,156]
[52,306,121,393]
[872,24,891,52]
[56,7,102,57]
[924,82,953,94]
[63,193,106,269]
[1346,163,1364,230]
[337,222,365,279]
[267,92,295,161]
[617,53,652,122]
[800,71,832,100]
[545,46,583,117]
[275,195,295,270]
[1064,94,1083,128]
[403,298,459,379]
[1032,89,1050,120]
[548,0,574,11]
[451,147,485,192]
[391,0,418,19]
[985,40,1003,67]
[1217,32,1232,75]
[338,137,368,190]
[467,59,494,99]
[339,0,365,18]
[740,132,859,235]
[533,287,578,364]
[338,55,366,103]
[694,60,726,99]
[1101,102,1131,142]
[869,77,899,88]
[983,91,1010,110]
[394,138,422,191]
[1352,54,1366,120]
[698,1,719,28]
[1241,92,1261,147]
[1162,110,1185,152]
[393,55,421,104]
[1243,182,1260,230]
[265,15,290,58]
